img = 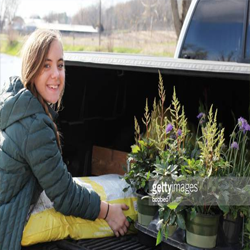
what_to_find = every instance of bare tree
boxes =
[0,0,21,32]
[72,5,99,27]
[43,12,69,24]
[170,0,191,39]
[182,0,191,21]
[70,0,189,36]
[141,0,159,33]
[128,1,143,31]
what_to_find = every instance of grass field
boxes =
[0,30,177,57]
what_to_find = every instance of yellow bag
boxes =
[22,174,137,246]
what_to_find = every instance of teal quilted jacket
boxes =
[0,77,101,250]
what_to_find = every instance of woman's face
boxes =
[34,40,65,104]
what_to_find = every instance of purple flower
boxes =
[238,117,248,128]
[230,141,239,149]
[166,124,173,133]
[238,117,250,133]
[177,129,182,136]
[197,113,205,119]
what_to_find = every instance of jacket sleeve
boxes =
[24,114,100,220]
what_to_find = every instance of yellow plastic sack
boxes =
[21,174,137,246]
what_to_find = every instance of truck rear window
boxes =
[180,0,245,62]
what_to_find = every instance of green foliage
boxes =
[226,118,250,177]
[150,77,194,244]
[126,72,198,244]
[63,45,142,54]
[219,118,250,248]
[149,72,192,165]
[170,87,189,150]
[123,71,250,247]
[142,99,151,139]
[123,138,158,193]
[124,71,192,194]
[156,204,186,245]
[156,227,163,246]
[197,105,226,177]
[113,47,142,54]
[152,51,174,57]
[0,39,22,56]
[153,156,179,178]
[134,116,141,144]
[147,71,169,151]
[163,106,230,216]
[181,158,204,176]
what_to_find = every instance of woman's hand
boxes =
[105,204,130,237]
[98,201,129,237]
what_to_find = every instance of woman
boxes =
[0,29,129,250]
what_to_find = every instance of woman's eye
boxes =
[58,64,64,69]
[44,64,50,68]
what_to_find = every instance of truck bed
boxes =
[21,234,161,250]
[22,52,248,250]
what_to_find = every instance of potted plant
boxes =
[153,158,187,246]
[149,82,191,245]
[217,117,250,246]
[123,134,159,226]
[123,96,160,226]
[180,113,250,249]
[180,106,229,249]
[157,205,186,248]
[151,89,227,248]
[123,71,190,228]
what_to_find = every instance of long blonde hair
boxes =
[21,29,64,150]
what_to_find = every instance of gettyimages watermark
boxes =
[147,177,250,206]
[150,182,198,203]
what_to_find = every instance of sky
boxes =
[16,0,130,19]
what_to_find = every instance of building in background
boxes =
[4,17,98,35]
